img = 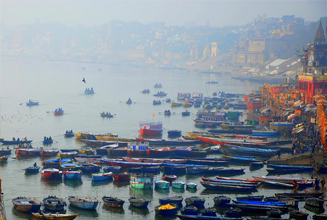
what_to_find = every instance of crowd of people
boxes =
[43,136,52,142]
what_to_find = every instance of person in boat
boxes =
[34,162,37,167]
[24,137,27,141]
[12,137,16,141]
[44,136,47,142]
[106,112,109,115]
[49,136,52,141]
[70,130,73,133]
[17,137,20,141]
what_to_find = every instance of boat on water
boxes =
[185,196,205,208]
[219,145,278,158]
[141,89,150,94]
[252,128,280,136]
[26,99,39,106]
[103,166,121,173]
[162,174,177,183]
[85,87,94,94]
[260,179,313,189]
[126,98,132,104]
[15,148,41,157]
[171,102,183,107]
[252,176,314,184]
[113,172,130,181]
[130,173,153,189]
[305,197,325,208]
[24,166,40,174]
[0,139,33,145]
[267,164,314,172]
[0,156,8,163]
[182,110,191,116]
[155,180,170,189]
[136,137,202,146]
[154,83,162,88]
[91,172,113,181]
[40,148,59,157]
[12,197,41,212]
[43,195,67,211]
[159,196,183,206]
[0,148,11,156]
[168,130,182,137]
[206,81,219,84]
[164,109,171,116]
[32,212,78,220]
[60,163,80,171]
[139,121,163,135]
[64,130,75,138]
[102,196,124,208]
[128,197,150,209]
[63,170,82,180]
[102,159,162,168]
[223,155,262,164]
[172,180,185,189]
[54,108,64,115]
[100,112,114,118]
[275,192,323,200]
[153,100,162,105]
[155,203,179,216]
[234,134,267,140]
[68,196,99,210]
[154,91,167,97]
[186,182,197,190]
[200,181,256,192]
[41,168,63,180]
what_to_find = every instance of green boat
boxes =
[130,173,153,189]
[226,111,241,120]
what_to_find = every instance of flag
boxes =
[152,113,155,118]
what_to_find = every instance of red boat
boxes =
[162,175,177,183]
[54,108,64,115]
[139,121,163,135]
[234,134,268,140]
[215,176,260,183]
[41,168,63,180]
[196,136,270,147]
[113,173,130,181]
[15,148,41,157]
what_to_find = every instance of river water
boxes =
[0,57,322,219]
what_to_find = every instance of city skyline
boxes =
[1,0,327,27]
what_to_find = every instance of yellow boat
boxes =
[95,136,136,142]
[0,156,8,163]
[186,132,225,139]
[183,102,193,107]
[75,131,93,139]
[171,102,183,107]
[32,212,78,220]
[182,135,197,140]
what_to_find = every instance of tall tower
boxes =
[314,21,326,45]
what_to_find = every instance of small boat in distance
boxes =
[154,91,167,97]
[85,87,94,94]
[26,99,39,106]
[126,98,132,104]
[139,121,163,135]
[54,108,64,116]
[154,83,162,88]
[206,81,219,84]
[100,112,114,118]
[64,130,75,138]
[141,89,150,94]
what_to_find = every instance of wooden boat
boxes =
[182,110,191,116]
[12,197,41,212]
[234,134,267,140]
[168,130,182,137]
[159,196,183,206]
[103,165,121,173]
[153,100,162,105]
[15,148,41,157]
[155,180,170,189]
[64,131,75,138]
[219,145,277,157]
[213,196,231,206]
[289,209,308,220]
[60,163,80,171]
[250,161,264,168]
[253,176,314,184]
[63,170,82,180]
[313,214,327,220]
[275,192,323,200]
[172,180,185,189]
[267,209,282,218]
[102,196,124,208]
[236,195,264,201]
[141,89,150,94]
[122,157,186,164]
[204,167,245,175]
[185,196,205,208]
[32,212,78,220]
[0,148,11,156]
[162,175,177,183]
[261,179,313,189]
[142,165,161,174]
[103,159,162,168]
[0,140,33,145]
[26,100,39,106]
[164,110,171,116]
[186,182,197,189]
[91,172,113,181]
[223,155,262,164]
[139,121,163,135]
[228,201,290,213]
[128,167,143,173]
[43,139,53,145]
[0,156,8,163]
[180,205,198,215]
[43,195,67,211]
[267,164,314,172]
[113,173,130,181]
[68,196,99,210]
[155,203,178,216]
[216,176,259,183]
[24,166,40,174]
[171,102,183,107]
[200,207,217,216]
[305,198,325,207]
[41,168,63,180]
[128,197,150,208]
[196,136,270,148]
[201,177,259,186]
[176,214,243,220]
[224,207,243,218]
[130,173,153,189]
[136,137,202,146]
[187,166,209,175]
[186,159,228,166]
[79,163,101,173]
[200,181,256,192]
[40,148,59,157]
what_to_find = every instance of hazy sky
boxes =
[1,0,327,27]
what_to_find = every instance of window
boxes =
[320,84,323,89]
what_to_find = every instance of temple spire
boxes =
[314,21,325,45]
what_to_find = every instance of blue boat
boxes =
[204,167,245,176]
[185,196,205,208]
[128,197,150,209]
[268,164,314,172]
[91,172,113,181]
[222,145,278,157]
[0,140,33,145]
[79,164,101,173]
[176,214,243,220]
[64,130,75,138]
[26,100,39,106]
[129,167,143,173]
[172,180,185,189]
[68,196,99,210]
[200,181,257,192]
[103,166,121,173]
[43,139,53,145]
[60,163,80,171]
[252,129,280,136]
[24,166,40,174]
[155,180,170,189]
[162,165,187,175]
[63,170,82,180]
[155,203,178,216]
[130,173,153,189]
[159,196,183,206]
[180,206,198,215]
[223,155,262,164]
[187,166,209,175]
[142,165,160,174]
[213,196,231,206]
